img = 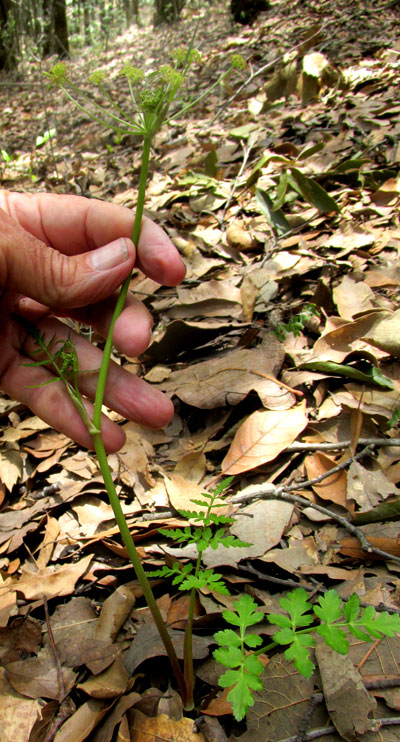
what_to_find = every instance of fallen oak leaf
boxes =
[222,401,308,475]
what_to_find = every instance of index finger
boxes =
[0,191,185,286]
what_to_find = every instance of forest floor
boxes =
[1,0,400,740]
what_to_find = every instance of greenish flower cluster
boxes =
[120,63,145,83]
[171,46,202,67]
[49,62,68,86]
[138,86,164,112]
[89,69,105,86]
[231,53,247,70]
[157,64,184,89]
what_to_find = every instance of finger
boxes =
[17,293,154,358]
[0,205,137,308]
[0,191,186,286]
[0,349,126,452]
[21,317,174,429]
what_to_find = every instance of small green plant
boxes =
[214,588,400,720]
[273,302,320,342]
[148,477,250,700]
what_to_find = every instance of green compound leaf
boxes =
[284,634,315,677]
[214,629,241,648]
[244,633,263,648]
[222,594,264,629]
[243,653,264,676]
[213,645,243,669]
[180,569,230,595]
[217,663,263,721]
[267,613,292,629]
[343,593,360,624]
[273,627,297,645]
[314,589,343,624]
[279,588,314,628]
[317,624,349,654]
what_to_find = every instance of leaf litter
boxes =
[1,0,400,739]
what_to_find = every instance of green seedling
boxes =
[214,588,400,721]
[148,476,250,701]
[272,302,320,342]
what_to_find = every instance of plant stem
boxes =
[89,133,191,705]
[92,431,187,701]
[183,553,202,711]
[92,134,151,430]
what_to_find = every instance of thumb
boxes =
[0,211,135,309]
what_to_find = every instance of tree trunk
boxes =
[0,0,17,70]
[230,0,270,25]
[83,0,91,44]
[153,0,185,25]
[53,0,69,57]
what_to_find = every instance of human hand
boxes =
[0,191,185,451]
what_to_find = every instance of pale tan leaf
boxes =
[165,475,233,517]
[160,346,289,410]
[36,517,60,569]
[0,450,23,491]
[0,668,41,742]
[222,401,308,474]
[11,554,93,600]
[361,308,400,357]
[129,711,206,742]
[202,500,295,568]
[0,581,17,628]
[333,275,375,320]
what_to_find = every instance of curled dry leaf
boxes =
[222,401,308,475]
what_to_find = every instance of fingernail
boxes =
[90,238,129,271]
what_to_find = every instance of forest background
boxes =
[0,0,400,741]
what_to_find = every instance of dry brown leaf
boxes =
[174,452,206,482]
[36,517,60,569]
[11,554,93,600]
[77,659,128,699]
[6,646,77,700]
[95,585,136,644]
[304,452,348,506]
[222,401,308,474]
[333,275,375,320]
[91,691,141,742]
[160,346,289,410]
[53,698,109,742]
[202,500,294,568]
[315,639,377,740]
[347,461,398,512]
[0,577,17,627]
[339,536,400,559]
[129,710,206,742]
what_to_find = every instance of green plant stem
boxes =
[89,134,190,705]
[92,431,187,702]
[92,134,151,429]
